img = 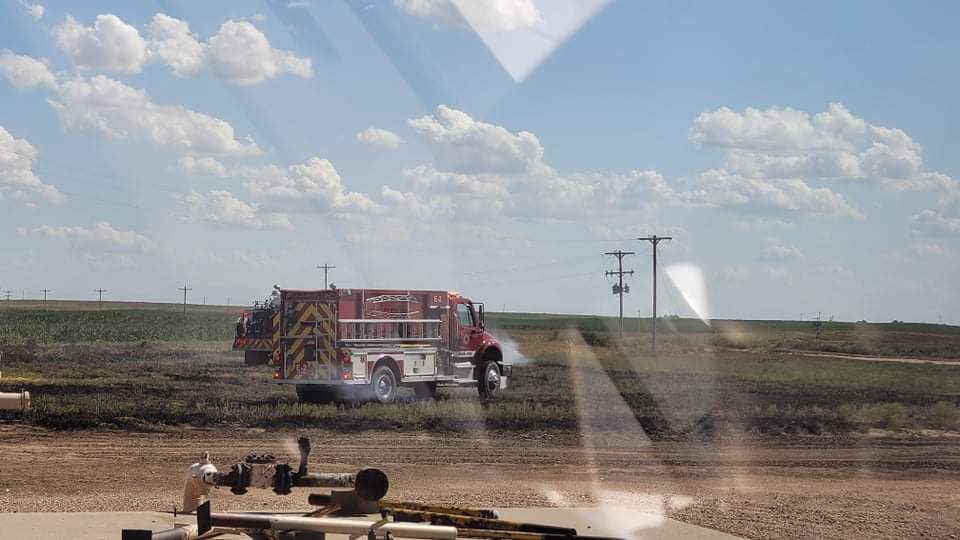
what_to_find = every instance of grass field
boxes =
[1,303,959,435]
[3,301,960,358]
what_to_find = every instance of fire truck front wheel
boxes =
[477,360,502,399]
[370,365,399,404]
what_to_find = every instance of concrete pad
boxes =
[0,508,741,539]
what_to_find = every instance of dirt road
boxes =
[784,349,960,367]
[0,425,958,539]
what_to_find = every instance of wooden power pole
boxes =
[604,250,635,338]
[317,264,336,289]
[94,288,106,311]
[637,235,672,354]
[178,285,192,314]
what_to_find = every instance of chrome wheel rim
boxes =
[375,373,394,401]
[485,365,500,393]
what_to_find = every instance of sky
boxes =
[0,0,958,324]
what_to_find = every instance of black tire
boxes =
[370,365,398,404]
[413,382,437,401]
[296,384,336,404]
[244,350,269,366]
[477,360,502,399]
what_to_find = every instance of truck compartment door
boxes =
[282,300,337,381]
[402,352,436,377]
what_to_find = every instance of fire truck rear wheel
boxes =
[371,365,398,404]
[477,360,502,399]
[413,382,437,401]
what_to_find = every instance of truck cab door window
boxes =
[457,303,475,327]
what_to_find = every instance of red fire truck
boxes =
[272,288,509,404]
[233,304,279,366]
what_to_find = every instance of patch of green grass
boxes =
[0,310,236,344]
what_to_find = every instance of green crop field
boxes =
[3,301,960,358]
[0,308,237,344]
[1,302,959,435]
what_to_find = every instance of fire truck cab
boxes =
[272,288,509,404]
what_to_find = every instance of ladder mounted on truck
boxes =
[338,319,442,344]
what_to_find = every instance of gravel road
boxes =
[1,425,958,539]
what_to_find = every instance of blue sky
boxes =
[0,0,957,323]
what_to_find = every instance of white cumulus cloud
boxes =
[759,244,803,262]
[148,13,312,85]
[691,103,865,152]
[355,127,403,148]
[409,105,544,174]
[0,49,57,90]
[689,169,864,219]
[909,242,950,257]
[394,0,542,31]
[0,125,64,206]
[237,157,379,213]
[180,190,294,230]
[910,193,960,236]
[19,1,44,20]
[380,186,455,219]
[690,102,956,193]
[49,75,261,156]
[50,12,312,84]
[535,170,673,214]
[404,163,512,211]
[177,155,227,177]
[24,221,154,252]
[53,14,148,73]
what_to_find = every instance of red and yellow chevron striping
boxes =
[283,301,338,380]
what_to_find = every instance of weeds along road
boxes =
[0,425,958,539]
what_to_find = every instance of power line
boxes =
[41,289,51,307]
[94,288,106,310]
[317,264,335,289]
[178,285,192,314]
[604,250,635,338]
[638,234,673,354]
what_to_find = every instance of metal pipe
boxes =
[309,495,499,519]
[209,466,388,501]
[387,509,576,535]
[209,512,457,539]
[456,529,624,540]
[295,468,389,501]
[0,391,30,412]
[120,524,198,540]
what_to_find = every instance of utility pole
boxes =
[2,290,12,304]
[813,311,823,341]
[604,250,635,338]
[637,235,673,354]
[41,289,51,307]
[316,264,336,289]
[178,285,192,314]
[94,288,106,310]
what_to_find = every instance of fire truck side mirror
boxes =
[477,303,485,329]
